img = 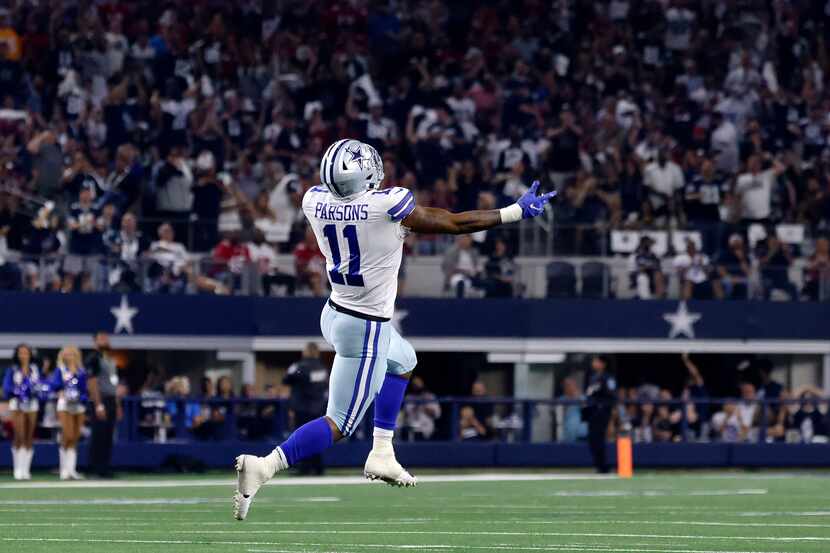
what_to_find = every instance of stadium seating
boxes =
[545,261,577,298]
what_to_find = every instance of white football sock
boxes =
[67,448,77,476]
[11,447,20,480]
[22,448,33,479]
[59,448,67,479]
[372,428,394,453]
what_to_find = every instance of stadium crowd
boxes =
[0,1,828,299]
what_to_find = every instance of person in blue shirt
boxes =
[164,376,204,438]
[2,344,42,480]
[51,346,89,480]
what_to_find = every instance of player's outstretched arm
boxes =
[402,181,555,235]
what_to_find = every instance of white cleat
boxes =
[232,491,252,521]
[364,449,417,487]
[233,454,276,520]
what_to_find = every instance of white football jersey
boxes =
[301,185,416,319]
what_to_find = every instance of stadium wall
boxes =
[4,442,830,470]
[0,292,828,354]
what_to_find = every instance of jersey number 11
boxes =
[323,224,365,287]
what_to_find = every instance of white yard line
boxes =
[2,519,828,530]
[0,538,797,553]
[138,529,830,542]
[245,547,797,553]
[551,489,768,497]
[0,472,613,490]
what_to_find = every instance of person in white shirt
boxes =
[724,52,761,96]
[673,240,723,300]
[643,150,684,222]
[734,154,785,225]
[146,223,189,293]
[262,170,297,246]
[665,2,695,52]
[247,230,296,296]
[710,111,739,174]
[736,381,760,442]
[442,234,481,298]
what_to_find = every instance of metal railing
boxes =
[49,396,823,445]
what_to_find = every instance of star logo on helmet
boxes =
[346,144,368,169]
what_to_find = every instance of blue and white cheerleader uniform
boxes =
[51,365,89,415]
[2,364,43,413]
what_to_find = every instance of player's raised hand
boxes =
[517,181,556,219]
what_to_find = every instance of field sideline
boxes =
[2,471,829,553]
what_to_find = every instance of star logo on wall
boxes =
[662,301,702,339]
[110,295,139,334]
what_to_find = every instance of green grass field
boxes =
[1,470,829,552]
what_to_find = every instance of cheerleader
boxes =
[2,344,42,480]
[51,346,88,480]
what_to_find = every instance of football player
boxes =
[233,139,555,519]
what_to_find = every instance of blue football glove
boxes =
[517,181,556,219]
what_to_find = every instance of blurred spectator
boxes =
[164,376,202,439]
[630,395,655,443]
[682,157,726,254]
[146,222,189,294]
[629,236,665,299]
[673,239,723,300]
[736,381,761,442]
[191,151,223,252]
[211,231,250,293]
[189,377,218,441]
[468,380,494,439]
[103,144,141,212]
[63,184,103,292]
[283,342,328,475]
[734,156,785,227]
[803,236,830,301]
[710,112,739,175]
[293,226,325,296]
[20,203,62,291]
[717,234,751,300]
[653,389,683,443]
[585,355,615,473]
[643,149,684,225]
[266,170,302,248]
[210,375,235,439]
[236,383,272,441]
[681,353,709,438]
[766,389,792,443]
[442,234,480,298]
[86,331,120,478]
[247,229,295,296]
[792,387,829,443]
[559,376,587,442]
[477,238,515,298]
[0,194,30,252]
[758,362,784,401]
[756,234,798,300]
[545,105,582,191]
[152,144,193,243]
[104,212,145,293]
[459,406,487,441]
[711,401,741,442]
[402,376,441,441]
